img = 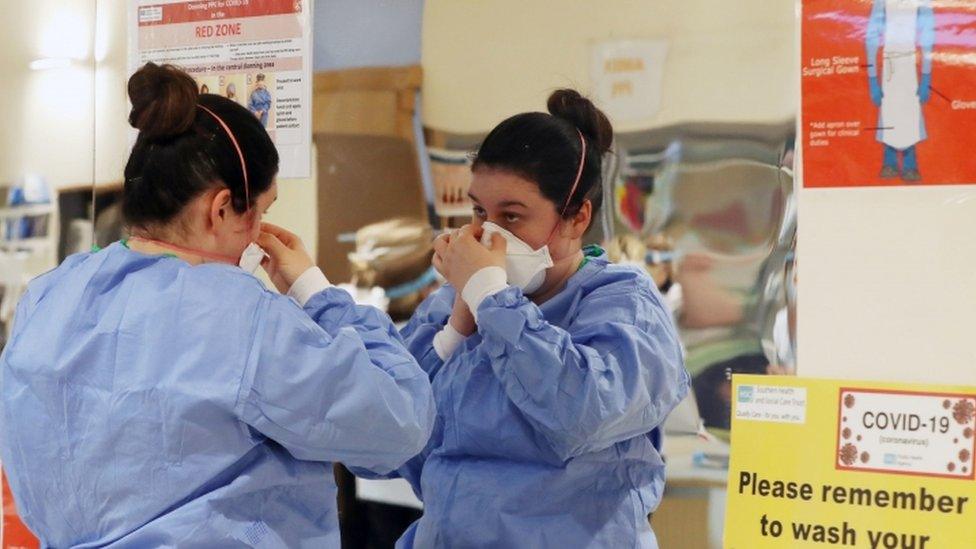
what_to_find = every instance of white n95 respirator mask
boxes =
[479,222,554,295]
[239,242,269,274]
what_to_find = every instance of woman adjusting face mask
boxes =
[473,129,588,295]
[477,221,553,294]
[434,126,597,309]
[397,90,689,549]
[0,63,434,548]
[116,88,275,274]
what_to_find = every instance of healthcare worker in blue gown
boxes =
[0,63,435,548]
[393,90,690,548]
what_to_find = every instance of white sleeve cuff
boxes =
[433,322,466,361]
[287,267,331,306]
[460,266,508,322]
[664,283,683,315]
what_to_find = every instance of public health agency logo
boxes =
[738,385,755,404]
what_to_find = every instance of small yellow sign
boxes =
[725,375,976,548]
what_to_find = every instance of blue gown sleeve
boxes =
[398,286,456,378]
[2,289,34,350]
[237,288,435,475]
[917,1,935,74]
[348,287,455,487]
[474,281,690,462]
[866,0,885,79]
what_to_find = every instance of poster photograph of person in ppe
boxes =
[370,89,689,548]
[0,63,434,547]
[801,0,976,188]
[248,72,274,128]
[866,0,934,182]
[222,73,247,108]
[196,75,218,97]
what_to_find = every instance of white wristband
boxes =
[433,322,466,361]
[460,266,508,322]
[287,267,331,306]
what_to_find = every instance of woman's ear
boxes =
[209,189,233,228]
[565,199,592,239]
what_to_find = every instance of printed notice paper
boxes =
[129,0,312,178]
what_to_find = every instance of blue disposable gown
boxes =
[0,243,435,548]
[394,249,689,548]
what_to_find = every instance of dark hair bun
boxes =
[546,89,614,154]
[128,63,199,140]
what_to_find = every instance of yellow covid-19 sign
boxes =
[725,375,976,548]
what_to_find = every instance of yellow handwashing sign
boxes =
[725,375,976,548]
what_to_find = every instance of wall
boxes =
[422,0,796,134]
[94,0,130,187]
[797,176,976,386]
[307,0,426,257]
[0,0,429,258]
[313,0,424,71]
[0,0,97,188]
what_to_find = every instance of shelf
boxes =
[0,238,52,252]
[0,204,55,218]
[433,205,473,218]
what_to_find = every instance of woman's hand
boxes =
[432,231,450,278]
[438,225,506,292]
[257,222,315,294]
[449,293,476,336]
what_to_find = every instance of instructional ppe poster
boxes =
[801,0,976,188]
[726,375,976,548]
[129,0,312,178]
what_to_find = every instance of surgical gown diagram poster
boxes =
[725,375,976,548]
[802,0,976,188]
[129,0,312,178]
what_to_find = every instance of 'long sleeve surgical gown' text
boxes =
[393,250,690,548]
[0,243,435,547]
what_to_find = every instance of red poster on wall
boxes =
[802,0,976,188]
[130,0,313,178]
[2,469,37,549]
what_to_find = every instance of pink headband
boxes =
[560,129,587,217]
[547,129,587,242]
[198,104,250,209]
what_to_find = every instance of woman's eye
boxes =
[473,207,487,219]
[504,214,520,223]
